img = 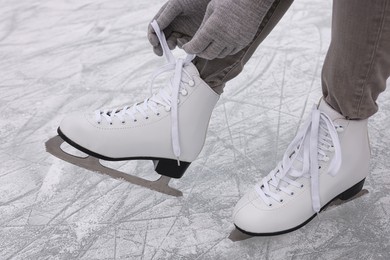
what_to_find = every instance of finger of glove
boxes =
[149,26,174,55]
[196,41,228,60]
[148,23,174,45]
[148,2,169,46]
[182,2,214,54]
[153,45,164,56]
[166,32,183,50]
[183,32,213,55]
[203,0,215,21]
[152,31,179,55]
[148,24,160,47]
[177,36,191,48]
[155,2,181,32]
[183,1,221,54]
[148,1,181,46]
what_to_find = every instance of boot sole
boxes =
[57,128,191,179]
[235,178,366,236]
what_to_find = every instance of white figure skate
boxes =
[45,21,219,196]
[233,99,370,235]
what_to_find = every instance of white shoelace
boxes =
[94,20,195,164]
[255,106,343,213]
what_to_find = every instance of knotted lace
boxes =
[255,106,342,213]
[94,20,195,164]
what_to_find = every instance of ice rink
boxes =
[1,0,389,259]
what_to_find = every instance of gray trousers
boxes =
[194,0,390,120]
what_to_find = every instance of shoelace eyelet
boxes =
[280,199,284,203]
[188,80,195,87]
[145,117,149,120]
[268,203,272,207]
[290,192,294,196]
[133,119,137,122]
[122,121,125,124]
[109,122,113,125]
[336,126,344,132]
[181,89,188,96]
[300,184,304,188]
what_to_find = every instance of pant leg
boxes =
[193,0,294,95]
[322,0,390,120]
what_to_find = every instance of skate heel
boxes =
[338,178,365,200]
[154,159,191,179]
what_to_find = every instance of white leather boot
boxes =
[233,99,370,235]
[58,21,219,179]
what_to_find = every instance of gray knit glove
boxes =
[183,0,275,60]
[148,0,211,56]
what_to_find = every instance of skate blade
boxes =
[45,135,183,197]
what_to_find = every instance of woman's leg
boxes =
[322,0,390,119]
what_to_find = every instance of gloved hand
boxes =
[183,0,275,60]
[148,0,211,56]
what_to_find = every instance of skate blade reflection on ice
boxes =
[45,135,183,197]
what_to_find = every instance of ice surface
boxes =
[0,0,389,259]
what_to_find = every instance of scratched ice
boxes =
[0,0,389,259]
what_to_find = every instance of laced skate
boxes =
[45,20,219,196]
[233,99,370,235]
